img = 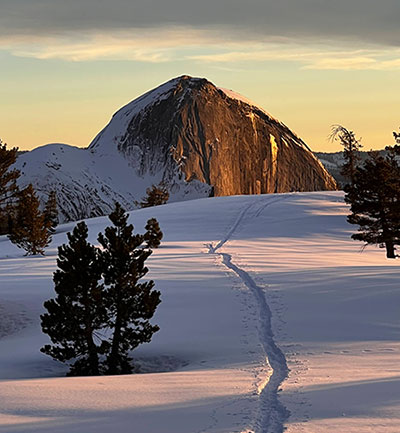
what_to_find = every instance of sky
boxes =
[0,0,399,152]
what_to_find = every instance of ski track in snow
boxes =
[208,197,290,433]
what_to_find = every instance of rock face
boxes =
[91,75,336,196]
[15,75,336,222]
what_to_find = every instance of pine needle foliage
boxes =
[330,125,362,186]
[44,190,59,234]
[144,218,163,249]
[41,203,162,376]
[40,222,107,376]
[98,203,161,374]
[345,149,400,258]
[8,184,51,255]
[140,184,169,208]
[0,139,20,234]
[0,139,19,206]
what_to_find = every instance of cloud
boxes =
[190,45,400,71]
[1,1,400,70]
[1,0,400,48]
[2,30,400,71]
[0,28,222,62]
[303,57,378,70]
[1,27,400,71]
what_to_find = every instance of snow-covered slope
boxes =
[218,87,281,124]
[14,75,336,222]
[0,192,399,432]
[15,141,208,222]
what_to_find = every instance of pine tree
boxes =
[345,150,400,258]
[0,139,20,234]
[8,184,51,255]
[98,203,161,375]
[140,184,169,208]
[0,202,15,236]
[0,139,19,206]
[144,218,163,249]
[44,190,59,234]
[330,125,362,186]
[41,222,107,376]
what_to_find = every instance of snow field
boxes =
[0,196,270,432]
[221,193,400,432]
[0,192,399,432]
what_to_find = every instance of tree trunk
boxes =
[385,241,396,259]
[84,291,100,375]
[86,329,100,376]
[107,313,122,375]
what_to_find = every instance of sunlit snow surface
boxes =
[219,87,279,124]
[0,192,399,432]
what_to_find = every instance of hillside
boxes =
[0,192,399,432]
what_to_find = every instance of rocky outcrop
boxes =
[15,75,336,222]
[91,75,336,196]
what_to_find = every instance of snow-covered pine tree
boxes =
[144,218,163,249]
[40,221,107,376]
[8,184,51,255]
[98,202,161,375]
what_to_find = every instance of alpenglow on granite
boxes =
[15,75,336,222]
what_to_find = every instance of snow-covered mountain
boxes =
[15,141,208,222]
[315,149,389,187]
[15,75,336,222]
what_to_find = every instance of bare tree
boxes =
[329,125,362,186]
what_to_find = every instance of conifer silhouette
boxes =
[8,184,51,255]
[144,218,163,249]
[44,190,59,234]
[0,139,20,234]
[41,222,106,375]
[330,125,362,186]
[140,184,169,208]
[345,149,400,258]
[98,203,161,374]
[41,203,162,375]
